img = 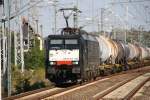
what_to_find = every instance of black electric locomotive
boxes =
[45,28,100,84]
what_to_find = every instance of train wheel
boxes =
[86,71,90,81]
[98,69,101,76]
[79,80,83,85]
[93,71,97,80]
[100,69,105,76]
[116,66,121,72]
[89,71,92,80]
[111,66,117,74]
[119,66,123,72]
[93,76,96,80]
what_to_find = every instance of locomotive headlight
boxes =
[73,61,79,65]
[50,61,56,65]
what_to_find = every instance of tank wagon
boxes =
[128,43,140,61]
[45,28,150,84]
[140,47,149,59]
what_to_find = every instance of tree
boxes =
[24,37,45,69]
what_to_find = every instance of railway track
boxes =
[3,85,79,100]
[3,66,150,100]
[93,73,150,100]
[3,87,61,100]
[132,80,150,100]
[4,81,84,100]
[42,66,150,100]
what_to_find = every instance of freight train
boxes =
[45,28,150,84]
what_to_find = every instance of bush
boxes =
[24,38,45,69]
[31,81,46,90]
[13,68,47,95]
[14,77,46,94]
[15,78,31,94]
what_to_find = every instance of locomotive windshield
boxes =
[49,39,79,49]
[49,38,79,62]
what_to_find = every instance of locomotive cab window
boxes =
[50,39,63,44]
[50,39,63,49]
[65,39,79,49]
[65,39,78,44]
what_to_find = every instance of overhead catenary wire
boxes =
[0,0,53,21]
[110,0,150,4]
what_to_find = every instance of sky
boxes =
[38,0,150,36]
[1,0,150,36]
[38,0,112,36]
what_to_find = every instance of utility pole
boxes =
[125,0,129,44]
[2,18,7,99]
[138,26,141,44]
[40,24,43,37]
[14,0,19,67]
[14,0,24,73]
[0,17,2,100]
[27,13,30,51]
[92,0,94,33]
[73,0,79,28]
[14,27,17,66]
[35,19,38,34]
[139,25,143,45]
[0,4,5,98]
[2,0,6,75]
[111,0,116,39]
[145,6,149,24]
[101,8,105,35]
[14,20,25,73]
[98,15,100,34]
[54,0,57,34]
[73,6,77,28]
[20,17,24,73]
[7,0,12,96]
[40,24,44,49]
[73,7,81,29]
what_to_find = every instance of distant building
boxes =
[22,17,43,52]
